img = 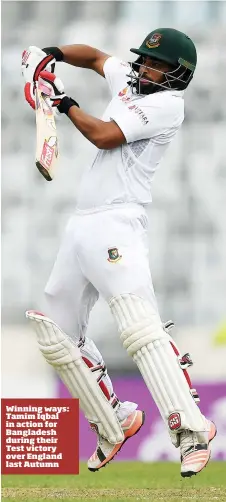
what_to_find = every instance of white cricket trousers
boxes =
[44,203,160,340]
[44,203,160,414]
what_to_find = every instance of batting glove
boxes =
[22,46,63,110]
[37,71,79,115]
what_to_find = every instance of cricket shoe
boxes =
[88,409,145,471]
[180,420,217,477]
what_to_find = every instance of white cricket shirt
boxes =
[76,56,184,210]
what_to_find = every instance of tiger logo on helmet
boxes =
[146,33,162,49]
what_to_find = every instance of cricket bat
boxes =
[35,78,59,181]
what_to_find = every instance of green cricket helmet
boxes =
[128,28,197,94]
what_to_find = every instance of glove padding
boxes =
[22,46,56,83]
[32,71,79,115]
[22,46,56,110]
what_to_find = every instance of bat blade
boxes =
[35,81,59,181]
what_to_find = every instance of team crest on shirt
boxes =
[107,247,122,263]
[146,33,162,49]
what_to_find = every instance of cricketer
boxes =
[22,27,216,476]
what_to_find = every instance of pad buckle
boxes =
[190,388,200,403]
[89,422,99,434]
[179,352,193,370]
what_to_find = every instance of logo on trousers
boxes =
[107,247,122,263]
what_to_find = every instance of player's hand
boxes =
[22,46,56,111]
[36,71,80,115]
[21,46,56,84]
[22,46,64,111]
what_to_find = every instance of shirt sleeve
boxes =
[109,94,184,143]
[103,56,130,98]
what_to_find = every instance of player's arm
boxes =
[67,106,126,149]
[57,45,110,77]
[38,70,126,150]
[21,45,110,94]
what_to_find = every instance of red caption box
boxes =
[1,398,79,474]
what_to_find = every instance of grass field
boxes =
[2,462,226,502]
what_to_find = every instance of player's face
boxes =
[138,56,172,92]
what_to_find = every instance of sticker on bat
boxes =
[40,136,58,170]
